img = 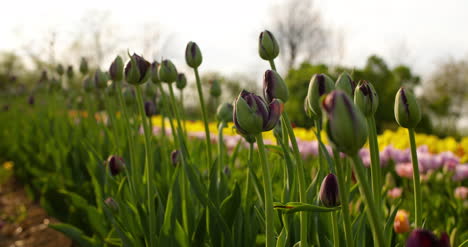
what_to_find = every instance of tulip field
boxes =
[1,30,468,247]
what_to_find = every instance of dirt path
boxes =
[0,178,72,247]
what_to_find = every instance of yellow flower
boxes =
[2,161,14,170]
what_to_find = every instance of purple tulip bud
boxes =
[223,166,231,176]
[56,64,64,76]
[406,229,450,247]
[185,42,203,68]
[319,173,340,207]
[104,197,119,211]
[106,155,125,176]
[125,53,151,85]
[263,69,288,103]
[66,65,74,79]
[395,87,421,128]
[109,56,124,82]
[39,70,48,83]
[80,57,89,75]
[28,95,35,105]
[171,150,181,167]
[144,101,156,117]
[335,72,356,97]
[176,73,187,90]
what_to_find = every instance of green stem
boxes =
[244,142,254,204]
[156,84,178,145]
[135,85,156,247]
[333,150,354,247]
[217,121,226,185]
[408,128,422,228]
[331,211,339,247]
[194,68,213,166]
[315,119,326,172]
[366,116,381,208]
[255,134,275,247]
[168,84,185,140]
[281,113,308,247]
[268,60,277,71]
[351,155,385,247]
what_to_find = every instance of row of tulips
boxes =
[1,29,467,247]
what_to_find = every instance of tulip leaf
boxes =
[458,239,468,247]
[273,202,341,214]
[49,223,98,247]
[385,199,402,247]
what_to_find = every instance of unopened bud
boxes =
[335,72,356,97]
[216,102,233,123]
[104,197,119,211]
[354,80,379,117]
[185,42,203,68]
[171,150,181,167]
[80,57,89,75]
[109,56,124,82]
[56,64,64,76]
[176,73,187,90]
[124,53,151,85]
[105,155,125,176]
[210,79,221,97]
[394,87,421,128]
[306,74,335,117]
[258,30,280,61]
[319,173,340,207]
[144,101,156,117]
[158,59,178,83]
[66,65,74,79]
[263,69,288,103]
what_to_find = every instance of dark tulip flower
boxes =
[125,53,151,85]
[406,229,450,247]
[176,73,187,90]
[106,155,125,176]
[319,173,340,207]
[109,56,124,82]
[28,95,35,105]
[171,150,181,167]
[144,101,156,117]
[185,41,203,68]
[263,69,289,103]
[395,87,421,128]
[258,30,280,61]
[322,90,368,155]
[354,80,379,117]
[233,90,283,135]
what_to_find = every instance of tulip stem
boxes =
[217,121,226,192]
[268,60,277,71]
[408,128,422,228]
[281,113,309,247]
[331,211,339,247]
[351,154,385,247]
[255,133,276,247]
[333,149,354,247]
[194,68,213,167]
[366,116,381,210]
[244,142,254,203]
[168,84,185,139]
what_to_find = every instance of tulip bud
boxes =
[150,61,161,84]
[56,64,64,76]
[406,229,450,247]
[171,150,181,167]
[66,65,74,79]
[319,173,340,207]
[393,210,410,234]
[124,53,151,85]
[158,59,178,83]
[394,88,421,128]
[105,155,125,176]
[144,101,156,117]
[104,197,119,211]
[210,79,221,97]
[335,72,356,97]
[28,95,35,105]
[94,69,109,89]
[80,57,89,75]
[176,73,187,90]
[354,80,379,117]
[258,30,280,61]
[263,70,289,103]
[39,70,48,83]
[233,90,283,135]
[109,56,124,82]
[83,76,95,92]
[185,41,203,68]
[306,74,335,117]
[223,166,231,176]
[216,102,233,123]
[322,90,368,155]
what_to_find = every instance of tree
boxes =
[272,0,328,70]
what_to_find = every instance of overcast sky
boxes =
[2,0,468,79]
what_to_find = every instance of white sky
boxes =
[2,0,468,79]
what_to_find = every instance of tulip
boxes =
[150,61,161,84]
[406,229,450,247]
[109,56,124,82]
[158,59,178,83]
[171,150,181,167]
[335,72,356,97]
[454,186,468,200]
[94,69,109,89]
[28,95,35,105]
[307,74,335,117]
[216,102,233,123]
[80,57,89,75]
[104,197,119,211]
[56,64,64,76]
[185,41,203,68]
[322,90,368,155]
[233,90,283,136]
[144,101,156,117]
[393,210,410,234]
[319,173,340,207]
[66,65,74,79]
[258,30,280,61]
[354,80,379,117]
[394,87,421,128]
[210,79,221,97]
[176,73,187,90]
[124,53,151,85]
[105,155,125,176]
[39,70,48,83]
[263,69,288,103]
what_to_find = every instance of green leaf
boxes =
[49,223,98,247]
[385,199,402,247]
[273,202,341,214]
[459,239,468,247]
[220,183,242,227]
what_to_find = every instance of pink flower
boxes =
[454,186,468,200]
[387,187,403,199]
[453,164,468,181]
[395,162,413,179]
